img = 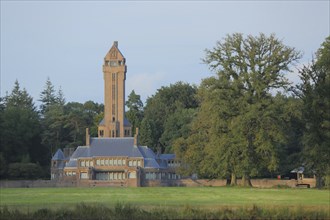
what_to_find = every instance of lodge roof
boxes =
[62,137,176,170]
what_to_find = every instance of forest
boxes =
[0,33,329,188]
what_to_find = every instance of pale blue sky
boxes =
[1,1,329,105]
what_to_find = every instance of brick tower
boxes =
[98,41,131,138]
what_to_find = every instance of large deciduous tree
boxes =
[296,36,330,188]
[176,33,301,185]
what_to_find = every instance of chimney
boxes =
[134,127,139,146]
[113,41,118,47]
[86,128,90,146]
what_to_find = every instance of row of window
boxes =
[167,160,180,167]
[145,172,181,180]
[95,171,137,181]
[104,60,124,67]
[80,160,94,167]
[96,159,126,166]
[65,171,77,176]
[79,159,142,167]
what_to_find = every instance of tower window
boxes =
[110,61,118,67]
[100,130,104,137]
[112,130,115,137]
[112,117,115,122]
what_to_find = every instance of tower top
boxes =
[104,41,125,62]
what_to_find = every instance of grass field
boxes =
[1,187,329,210]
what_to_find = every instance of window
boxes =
[118,159,122,166]
[105,159,109,166]
[137,161,141,167]
[110,61,118,67]
[123,160,126,165]
[114,173,117,180]
[109,159,113,165]
[86,161,90,167]
[80,161,85,167]
[129,172,136,179]
[128,161,132,166]
[133,161,137,166]
[96,160,100,165]
[99,130,104,137]
[80,172,88,179]
[114,159,117,166]
[90,161,93,167]
[101,159,104,165]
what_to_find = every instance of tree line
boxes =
[0,33,328,188]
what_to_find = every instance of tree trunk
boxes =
[230,173,237,186]
[316,174,323,189]
[226,177,231,186]
[242,175,252,187]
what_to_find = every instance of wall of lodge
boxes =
[0,178,315,188]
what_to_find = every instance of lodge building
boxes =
[51,42,180,187]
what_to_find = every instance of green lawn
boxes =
[1,187,329,211]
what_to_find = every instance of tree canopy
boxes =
[175,33,302,185]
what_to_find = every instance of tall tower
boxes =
[98,41,132,138]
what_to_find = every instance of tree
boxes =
[125,90,144,136]
[140,82,198,152]
[296,36,330,188]
[1,81,47,171]
[177,33,301,185]
[39,77,57,115]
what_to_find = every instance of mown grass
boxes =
[0,187,329,219]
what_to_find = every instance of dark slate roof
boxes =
[52,149,65,160]
[71,146,90,158]
[66,159,78,168]
[63,138,173,170]
[99,118,131,127]
[159,154,176,160]
[99,118,105,126]
[138,146,156,159]
[90,138,143,157]
[124,118,131,127]
[144,158,160,168]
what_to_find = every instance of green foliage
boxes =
[177,33,302,182]
[140,82,198,152]
[297,36,330,188]
[7,163,43,179]
[125,90,144,136]
[1,81,45,167]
